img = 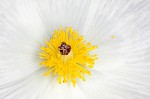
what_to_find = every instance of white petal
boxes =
[77,0,150,98]
[0,0,44,90]
[0,68,87,99]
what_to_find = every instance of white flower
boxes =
[0,0,150,99]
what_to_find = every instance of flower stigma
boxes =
[39,27,98,87]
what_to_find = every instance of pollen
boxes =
[39,27,98,87]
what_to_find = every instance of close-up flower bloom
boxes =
[0,0,150,99]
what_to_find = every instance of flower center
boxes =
[39,27,98,87]
[58,42,71,55]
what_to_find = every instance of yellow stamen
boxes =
[111,35,115,39]
[39,27,98,86]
